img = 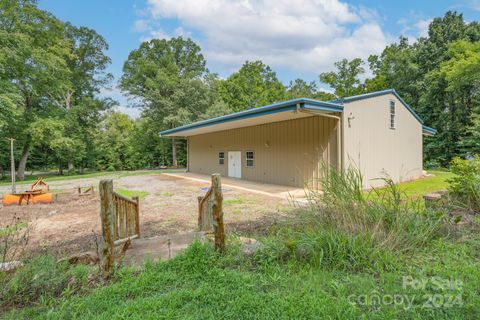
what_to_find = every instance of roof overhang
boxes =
[422,125,437,136]
[160,98,343,137]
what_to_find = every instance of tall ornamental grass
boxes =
[305,165,447,253]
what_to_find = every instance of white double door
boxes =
[228,151,241,178]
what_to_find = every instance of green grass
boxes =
[115,188,149,200]
[0,169,186,187]
[224,198,246,206]
[4,238,479,319]
[368,170,454,199]
[395,170,454,198]
[4,168,478,319]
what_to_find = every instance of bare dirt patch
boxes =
[0,173,290,256]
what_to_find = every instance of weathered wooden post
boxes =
[99,179,115,277]
[197,174,225,252]
[133,196,140,237]
[211,174,225,252]
[198,191,214,231]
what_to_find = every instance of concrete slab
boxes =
[162,172,307,202]
[123,231,207,266]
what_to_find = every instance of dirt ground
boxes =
[0,173,292,256]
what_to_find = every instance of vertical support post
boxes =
[172,137,177,167]
[9,138,15,194]
[99,179,114,277]
[133,196,140,237]
[211,174,225,252]
[186,137,190,172]
[336,117,342,171]
[197,196,203,229]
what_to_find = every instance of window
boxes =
[389,100,395,129]
[245,151,254,167]
[218,152,224,165]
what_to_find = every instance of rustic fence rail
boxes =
[99,179,141,277]
[112,192,140,245]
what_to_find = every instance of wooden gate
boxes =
[112,192,140,245]
[99,179,141,277]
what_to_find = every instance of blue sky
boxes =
[39,0,480,117]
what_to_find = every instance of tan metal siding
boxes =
[188,115,338,188]
[342,93,423,188]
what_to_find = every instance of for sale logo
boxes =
[347,276,463,310]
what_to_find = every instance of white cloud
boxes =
[133,19,149,32]
[398,17,432,41]
[142,0,391,75]
[140,29,170,42]
[415,19,432,38]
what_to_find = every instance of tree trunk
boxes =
[172,138,177,167]
[17,94,33,181]
[67,160,74,172]
[16,140,30,181]
[58,165,63,175]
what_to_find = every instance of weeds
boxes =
[1,214,29,265]
[304,165,447,254]
[0,255,95,311]
[253,166,449,274]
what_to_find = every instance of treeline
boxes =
[1,1,479,180]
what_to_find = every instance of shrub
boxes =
[447,155,480,212]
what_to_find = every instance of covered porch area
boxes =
[161,98,344,189]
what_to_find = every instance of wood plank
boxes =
[113,197,119,240]
[113,234,139,246]
[119,199,125,239]
[134,196,140,237]
[112,191,137,204]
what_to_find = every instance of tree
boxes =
[60,24,112,171]
[0,1,112,177]
[219,60,286,112]
[441,40,480,92]
[367,37,420,102]
[0,0,72,179]
[286,79,318,99]
[286,78,336,101]
[120,37,212,166]
[319,58,366,98]
[95,112,135,171]
[367,11,480,165]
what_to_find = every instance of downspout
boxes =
[300,108,343,171]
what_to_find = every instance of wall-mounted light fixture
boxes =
[347,113,355,128]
